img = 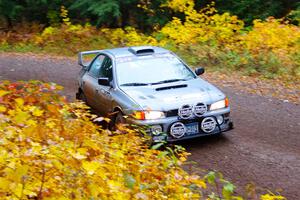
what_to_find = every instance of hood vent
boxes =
[155,84,187,91]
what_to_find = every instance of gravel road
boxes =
[0,53,299,199]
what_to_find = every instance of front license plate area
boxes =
[185,122,199,136]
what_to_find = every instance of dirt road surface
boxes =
[1,53,299,199]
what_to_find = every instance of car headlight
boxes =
[210,98,229,111]
[133,111,166,120]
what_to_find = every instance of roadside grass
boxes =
[1,40,299,85]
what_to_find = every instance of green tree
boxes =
[195,0,299,25]
[0,0,23,28]
[1,0,299,29]
[216,0,282,25]
[69,0,170,30]
[22,0,73,25]
[70,0,133,27]
[0,0,73,27]
[288,2,300,25]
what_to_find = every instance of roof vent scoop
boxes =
[129,46,155,56]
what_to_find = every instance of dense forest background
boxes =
[0,0,299,30]
[0,0,299,82]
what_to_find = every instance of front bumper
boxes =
[127,107,233,142]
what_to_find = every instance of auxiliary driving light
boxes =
[170,122,186,138]
[216,115,224,125]
[151,125,163,135]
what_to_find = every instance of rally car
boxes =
[76,46,233,142]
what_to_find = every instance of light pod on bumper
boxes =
[151,125,163,135]
[216,115,224,124]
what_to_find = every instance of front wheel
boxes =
[110,111,125,131]
[76,90,87,103]
[115,112,125,124]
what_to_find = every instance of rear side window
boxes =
[89,55,105,77]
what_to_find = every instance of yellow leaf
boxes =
[0,90,10,97]
[260,194,286,200]
[57,197,70,200]
[14,111,30,124]
[25,119,37,126]
[23,189,37,197]
[46,120,56,128]
[15,98,24,107]
[13,183,23,198]
[14,165,29,183]
[71,152,87,160]
[88,184,102,197]
[82,161,101,175]
[32,108,44,117]
[56,85,64,90]
[0,177,10,190]
[77,147,88,155]
[52,160,64,170]
[0,105,7,112]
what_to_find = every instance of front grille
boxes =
[166,104,211,118]
[165,109,178,117]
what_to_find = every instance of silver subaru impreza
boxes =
[76,46,233,142]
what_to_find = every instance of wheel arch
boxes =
[112,106,123,115]
[76,87,84,100]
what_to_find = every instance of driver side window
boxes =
[100,56,113,81]
[89,55,105,78]
[89,55,113,81]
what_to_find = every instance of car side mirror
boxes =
[98,77,110,86]
[195,67,205,75]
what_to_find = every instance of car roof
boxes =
[104,46,170,58]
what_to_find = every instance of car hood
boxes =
[120,78,225,111]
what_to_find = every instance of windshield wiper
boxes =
[151,78,187,85]
[120,82,149,86]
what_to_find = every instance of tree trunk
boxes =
[5,15,13,30]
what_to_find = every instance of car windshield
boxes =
[116,54,196,86]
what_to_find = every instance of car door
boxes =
[82,54,105,109]
[95,55,114,114]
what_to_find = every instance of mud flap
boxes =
[229,121,234,129]
[76,92,80,100]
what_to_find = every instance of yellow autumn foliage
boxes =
[0,81,207,199]
[159,1,244,46]
[101,27,158,47]
[0,80,287,199]
[238,18,300,77]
